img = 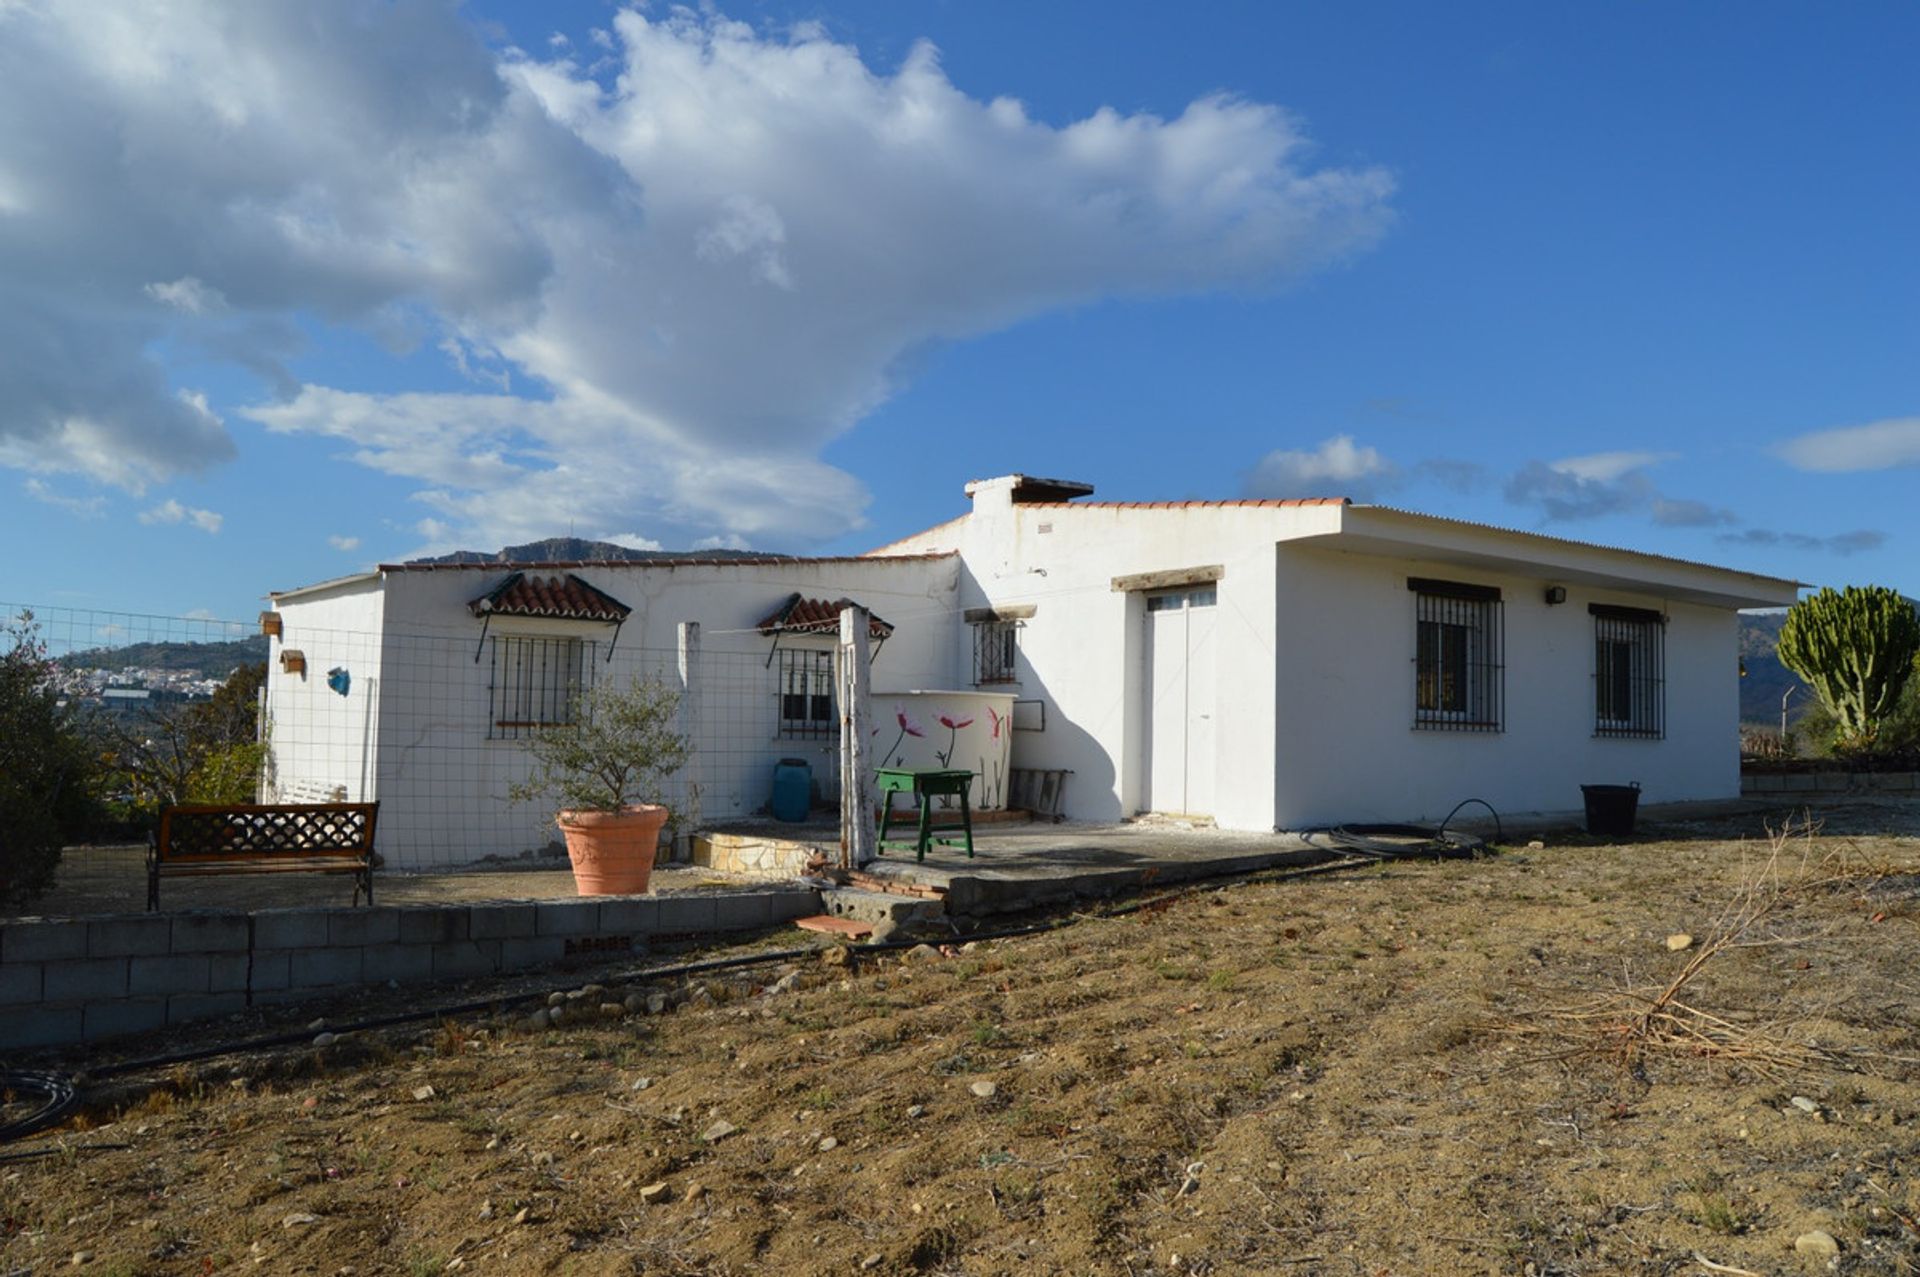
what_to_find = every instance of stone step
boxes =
[793,915,873,939]
[846,869,946,900]
[819,886,945,926]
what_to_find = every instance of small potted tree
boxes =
[510,674,691,896]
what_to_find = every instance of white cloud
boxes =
[139,498,222,533]
[0,3,1393,549]
[437,336,511,392]
[22,477,105,518]
[144,276,227,315]
[1717,528,1885,557]
[602,533,664,552]
[1775,417,1920,473]
[1547,450,1675,484]
[327,534,360,551]
[1649,496,1737,529]
[694,195,795,290]
[1502,449,1759,535]
[1245,434,1396,500]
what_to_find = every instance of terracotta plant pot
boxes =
[556,804,669,896]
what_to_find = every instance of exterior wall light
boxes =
[1544,586,1568,605]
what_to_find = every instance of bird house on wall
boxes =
[280,649,306,676]
[259,611,283,639]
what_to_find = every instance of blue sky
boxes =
[2,1,1916,624]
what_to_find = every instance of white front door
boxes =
[1142,587,1218,816]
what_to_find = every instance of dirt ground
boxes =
[7,802,1920,1276]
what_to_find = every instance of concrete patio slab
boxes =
[856,823,1329,914]
[710,795,1801,916]
[705,816,1331,915]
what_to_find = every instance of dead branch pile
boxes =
[1489,820,1843,1081]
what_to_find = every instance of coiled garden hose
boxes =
[1306,797,1502,861]
[0,1071,77,1143]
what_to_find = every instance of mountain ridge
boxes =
[405,537,791,566]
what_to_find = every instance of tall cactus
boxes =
[1776,585,1920,752]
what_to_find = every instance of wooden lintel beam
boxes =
[961,603,1038,623]
[1110,564,1225,593]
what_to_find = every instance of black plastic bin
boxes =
[1580,782,1641,837]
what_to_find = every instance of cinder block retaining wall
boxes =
[1742,771,1920,796]
[0,889,819,1051]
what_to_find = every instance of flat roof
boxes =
[1318,505,1803,609]
[271,552,956,601]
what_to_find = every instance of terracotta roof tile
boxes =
[469,572,632,622]
[756,593,894,639]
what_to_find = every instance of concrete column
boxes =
[839,606,875,868]
[676,621,701,863]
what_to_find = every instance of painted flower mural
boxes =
[881,705,926,767]
[934,713,974,767]
[873,693,1014,810]
[981,706,1007,808]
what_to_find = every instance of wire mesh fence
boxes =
[6,601,849,871]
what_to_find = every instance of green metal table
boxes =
[875,767,976,862]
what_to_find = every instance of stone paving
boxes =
[23,844,747,919]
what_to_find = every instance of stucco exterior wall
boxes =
[269,476,1789,861]
[875,493,1345,830]
[263,579,387,804]
[878,483,1781,833]
[276,556,958,867]
[1271,544,1740,827]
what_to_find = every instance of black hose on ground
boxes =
[0,1071,77,1143]
[1305,797,1502,861]
[1440,797,1503,845]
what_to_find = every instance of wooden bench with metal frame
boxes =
[147,802,379,911]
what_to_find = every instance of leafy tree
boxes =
[0,613,97,909]
[184,662,268,803]
[102,661,268,817]
[1777,586,1920,754]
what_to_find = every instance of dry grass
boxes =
[1489,816,1854,1081]
[7,805,1920,1275]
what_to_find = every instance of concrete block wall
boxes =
[0,888,820,1051]
[1741,770,1920,796]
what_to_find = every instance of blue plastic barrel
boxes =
[771,758,812,822]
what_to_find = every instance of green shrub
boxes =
[0,613,98,909]
[186,740,270,804]
[1777,586,1920,754]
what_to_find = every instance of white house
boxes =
[263,553,961,867]
[263,473,1799,866]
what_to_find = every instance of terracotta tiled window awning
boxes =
[468,572,632,623]
[755,593,894,640]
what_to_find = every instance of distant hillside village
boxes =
[52,638,266,719]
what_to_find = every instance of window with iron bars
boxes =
[488,635,594,739]
[776,647,836,739]
[1410,578,1504,732]
[1592,604,1665,738]
[972,619,1020,685]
